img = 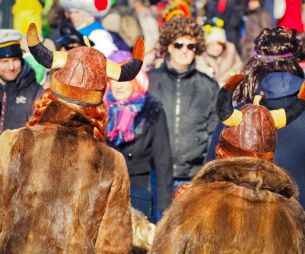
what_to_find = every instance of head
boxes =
[237,27,304,103]
[106,50,149,101]
[66,9,95,29]
[60,0,111,20]
[248,0,262,11]
[216,104,277,160]
[216,74,305,160]
[56,25,95,51]
[159,16,205,71]
[204,22,226,57]
[26,23,144,141]
[0,29,23,82]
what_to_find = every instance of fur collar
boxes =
[192,157,297,199]
[38,101,92,128]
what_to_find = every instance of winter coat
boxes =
[240,7,272,64]
[107,94,173,211]
[206,72,305,209]
[0,101,132,253]
[151,157,305,253]
[0,62,43,133]
[148,60,219,179]
[196,41,243,86]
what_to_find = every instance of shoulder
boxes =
[0,129,22,166]
[193,70,219,93]
[0,129,19,148]
[148,65,165,77]
[135,94,164,133]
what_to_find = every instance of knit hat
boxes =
[216,74,305,160]
[0,29,22,58]
[59,0,111,18]
[27,23,144,106]
[162,0,191,22]
[203,17,226,44]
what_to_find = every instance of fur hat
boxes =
[59,0,111,18]
[216,74,305,159]
[27,23,144,106]
[0,29,22,58]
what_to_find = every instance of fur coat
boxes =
[196,42,243,87]
[0,101,132,253]
[151,157,305,253]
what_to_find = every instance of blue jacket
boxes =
[206,72,305,208]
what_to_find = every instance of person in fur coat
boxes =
[196,20,243,86]
[150,75,305,253]
[0,23,144,253]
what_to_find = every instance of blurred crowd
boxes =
[1,0,305,252]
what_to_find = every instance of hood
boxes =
[13,61,37,90]
[260,72,304,99]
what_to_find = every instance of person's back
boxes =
[0,102,131,252]
[151,74,305,253]
[151,157,305,254]
[0,23,145,253]
[148,16,219,182]
[260,72,305,207]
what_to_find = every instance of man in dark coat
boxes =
[0,29,43,133]
[148,16,219,187]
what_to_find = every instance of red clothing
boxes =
[278,0,304,33]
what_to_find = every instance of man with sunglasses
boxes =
[148,16,219,191]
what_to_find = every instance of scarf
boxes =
[105,90,145,146]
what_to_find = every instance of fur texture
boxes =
[0,102,132,253]
[151,157,305,254]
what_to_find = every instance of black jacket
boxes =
[0,62,43,132]
[148,61,219,179]
[107,94,173,210]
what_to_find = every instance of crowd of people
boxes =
[1,0,305,253]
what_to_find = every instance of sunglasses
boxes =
[173,42,197,52]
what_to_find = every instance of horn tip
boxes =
[132,37,145,62]
[27,23,39,47]
[298,81,305,100]
[27,23,38,35]
[224,74,244,91]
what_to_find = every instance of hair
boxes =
[236,27,304,103]
[27,89,108,141]
[158,16,205,57]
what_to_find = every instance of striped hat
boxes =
[0,29,22,58]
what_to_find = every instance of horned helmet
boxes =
[216,74,305,160]
[26,23,144,106]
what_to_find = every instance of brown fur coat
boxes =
[0,102,132,253]
[151,157,305,254]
